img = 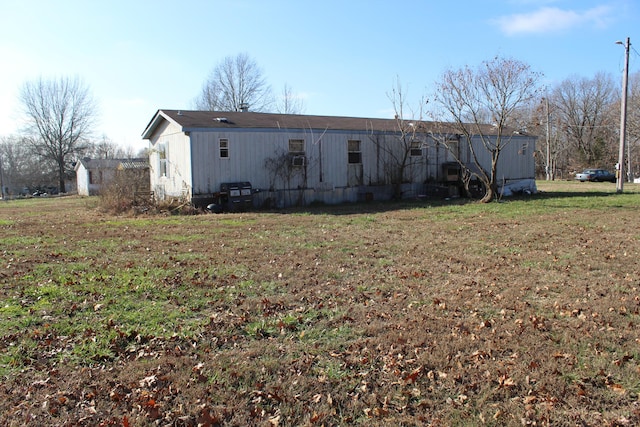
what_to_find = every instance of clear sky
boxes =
[0,0,638,151]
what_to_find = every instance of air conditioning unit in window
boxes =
[292,155,306,166]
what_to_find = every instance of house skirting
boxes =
[181,179,537,210]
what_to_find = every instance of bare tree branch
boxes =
[275,84,306,114]
[551,72,617,167]
[194,53,274,112]
[432,57,542,202]
[19,76,97,192]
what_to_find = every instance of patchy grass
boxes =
[0,184,639,426]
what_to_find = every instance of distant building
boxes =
[75,158,149,196]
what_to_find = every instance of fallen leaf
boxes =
[608,383,626,394]
[268,415,281,426]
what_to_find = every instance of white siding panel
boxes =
[467,135,536,181]
[76,164,89,196]
[148,121,192,200]
[189,128,441,196]
[154,123,536,206]
[190,129,364,194]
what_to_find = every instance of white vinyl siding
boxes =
[147,115,535,205]
[148,120,193,200]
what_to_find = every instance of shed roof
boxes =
[141,109,484,140]
[75,158,148,171]
[118,158,149,170]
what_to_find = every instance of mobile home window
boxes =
[289,139,305,154]
[410,140,423,157]
[87,170,105,185]
[219,138,229,158]
[158,143,168,177]
[446,138,460,159]
[348,140,362,164]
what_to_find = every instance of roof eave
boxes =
[141,109,183,140]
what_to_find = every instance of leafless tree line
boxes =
[2,53,636,201]
[527,71,640,180]
[1,74,142,196]
[0,133,142,196]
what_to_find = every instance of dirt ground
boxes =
[1,185,639,426]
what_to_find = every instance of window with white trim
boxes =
[219,138,229,158]
[348,140,362,164]
[410,140,423,157]
[446,138,459,159]
[158,143,168,177]
[288,139,305,155]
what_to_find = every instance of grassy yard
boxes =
[1,181,639,426]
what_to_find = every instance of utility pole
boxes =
[544,97,551,181]
[616,37,630,193]
[0,153,5,200]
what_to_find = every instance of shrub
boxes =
[99,169,153,214]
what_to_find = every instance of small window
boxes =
[291,155,306,167]
[520,142,528,156]
[158,143,168,177]
[89,171,94,185]
[348,140,362,164]
[289,139,305,154]
[445,138,459,158]
[410,140,423,157]
[219,138,229,158]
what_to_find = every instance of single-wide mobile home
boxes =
[142,110,536,208]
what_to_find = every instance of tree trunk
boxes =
[480,154,499,203]
[480,184,495,203]
[58,160,66,193]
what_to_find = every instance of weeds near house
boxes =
[1,182,639,425]
[98,168,153,214]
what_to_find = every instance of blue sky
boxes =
[0,0,637,150]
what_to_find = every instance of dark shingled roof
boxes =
[142,109,477,139]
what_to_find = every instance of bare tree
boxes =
[369,78,428,198]
[551,72,617,167]
[194,53,273,112]
[530,96,571,180]
[0,135,57,195]
[19,76,97,193]
[431,56,542,202]
[275,84,305,114]
[263,147,308,207]
[626,71,640,179]
[85,135,128,159]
